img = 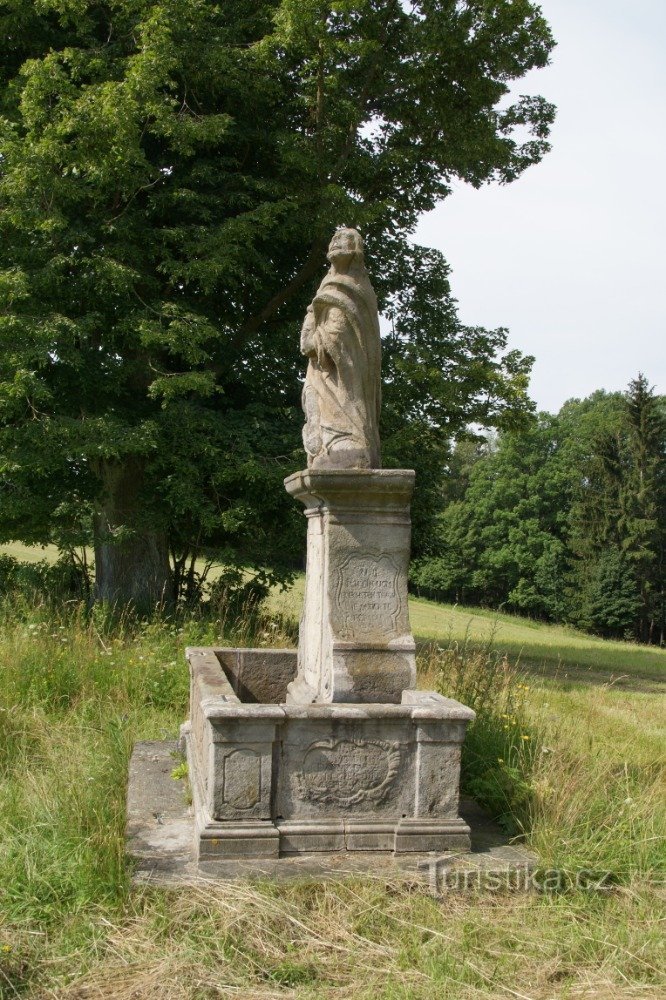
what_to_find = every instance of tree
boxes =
[622,376,666,643]
[568,378,666,642]
[0,0,555,606]
[414,382,665,645]
[412,414,570,617]
[575,548,641,638]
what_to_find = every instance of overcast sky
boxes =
[414,0,666,414]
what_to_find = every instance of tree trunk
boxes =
[92,459,172,610]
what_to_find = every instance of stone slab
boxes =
[127,741,537,889]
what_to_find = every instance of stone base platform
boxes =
[126,741,537,890]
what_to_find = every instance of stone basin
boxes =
[184,646,475,862]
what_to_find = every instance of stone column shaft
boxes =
[285,469,417,704]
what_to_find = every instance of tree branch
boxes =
[231,237,328,351]
[230,28,388,353]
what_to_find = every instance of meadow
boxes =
[7,542,665,682]
[270,577,666,684]
[0,551,664,998]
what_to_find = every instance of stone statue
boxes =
[300,228,381,469]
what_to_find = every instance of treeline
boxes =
[412,376,666,645]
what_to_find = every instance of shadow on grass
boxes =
[515,657,666,694]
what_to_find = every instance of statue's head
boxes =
[327,227,363,267]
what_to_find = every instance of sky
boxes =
[414,0,666,414]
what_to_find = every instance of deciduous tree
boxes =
[0,0,555,605]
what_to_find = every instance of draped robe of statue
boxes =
[301,232,382,469]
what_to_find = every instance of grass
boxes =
[16,883,663,1000]
[409,598,666,682]
[7,542,665,681]
[0,544,55,565]
[270,574,666,683]
[0,586,664,998]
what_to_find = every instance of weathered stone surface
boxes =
[277,820,347,854]
[212,744,274,821]
[394,818,472,854]
[198,821,280,860]
[215,648,297,703]
[301,228,381,471]
[126,740,194,874]
[285,469,417,704]
[183,648,474,860]
[276,718,413,820]
[127,740,537,885]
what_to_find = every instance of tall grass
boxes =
[0,592,663,998]
[425,631,665,885]
[420,631,539,834]
[0,592,295,995]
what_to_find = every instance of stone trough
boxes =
[184,646,474,862]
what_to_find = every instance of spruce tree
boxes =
[621,375,666,642]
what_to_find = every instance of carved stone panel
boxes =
[297,738,402,808]
[276,719,414,818]
[212,743,273,821]
[332,551,403,642]
[415,744,461,819]
[222,749,261,810]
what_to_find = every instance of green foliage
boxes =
[575,548,641,636]
[413,377,666,644]
[170,760,188,781]
[0,551,89,601]
[426,636,540,833]
[0,0,553,602]
[571,376,665,641]
[412,413,571,619]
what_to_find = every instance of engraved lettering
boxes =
[333,551,403,639]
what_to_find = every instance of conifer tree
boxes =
[620,375,666,642]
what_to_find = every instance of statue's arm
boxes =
[300,307,316,357]
[316,304,347,343]
[307,304,352,371]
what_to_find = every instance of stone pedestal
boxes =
[184,647,474,860]
[179,467,476,864]
[285,469,417,704]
